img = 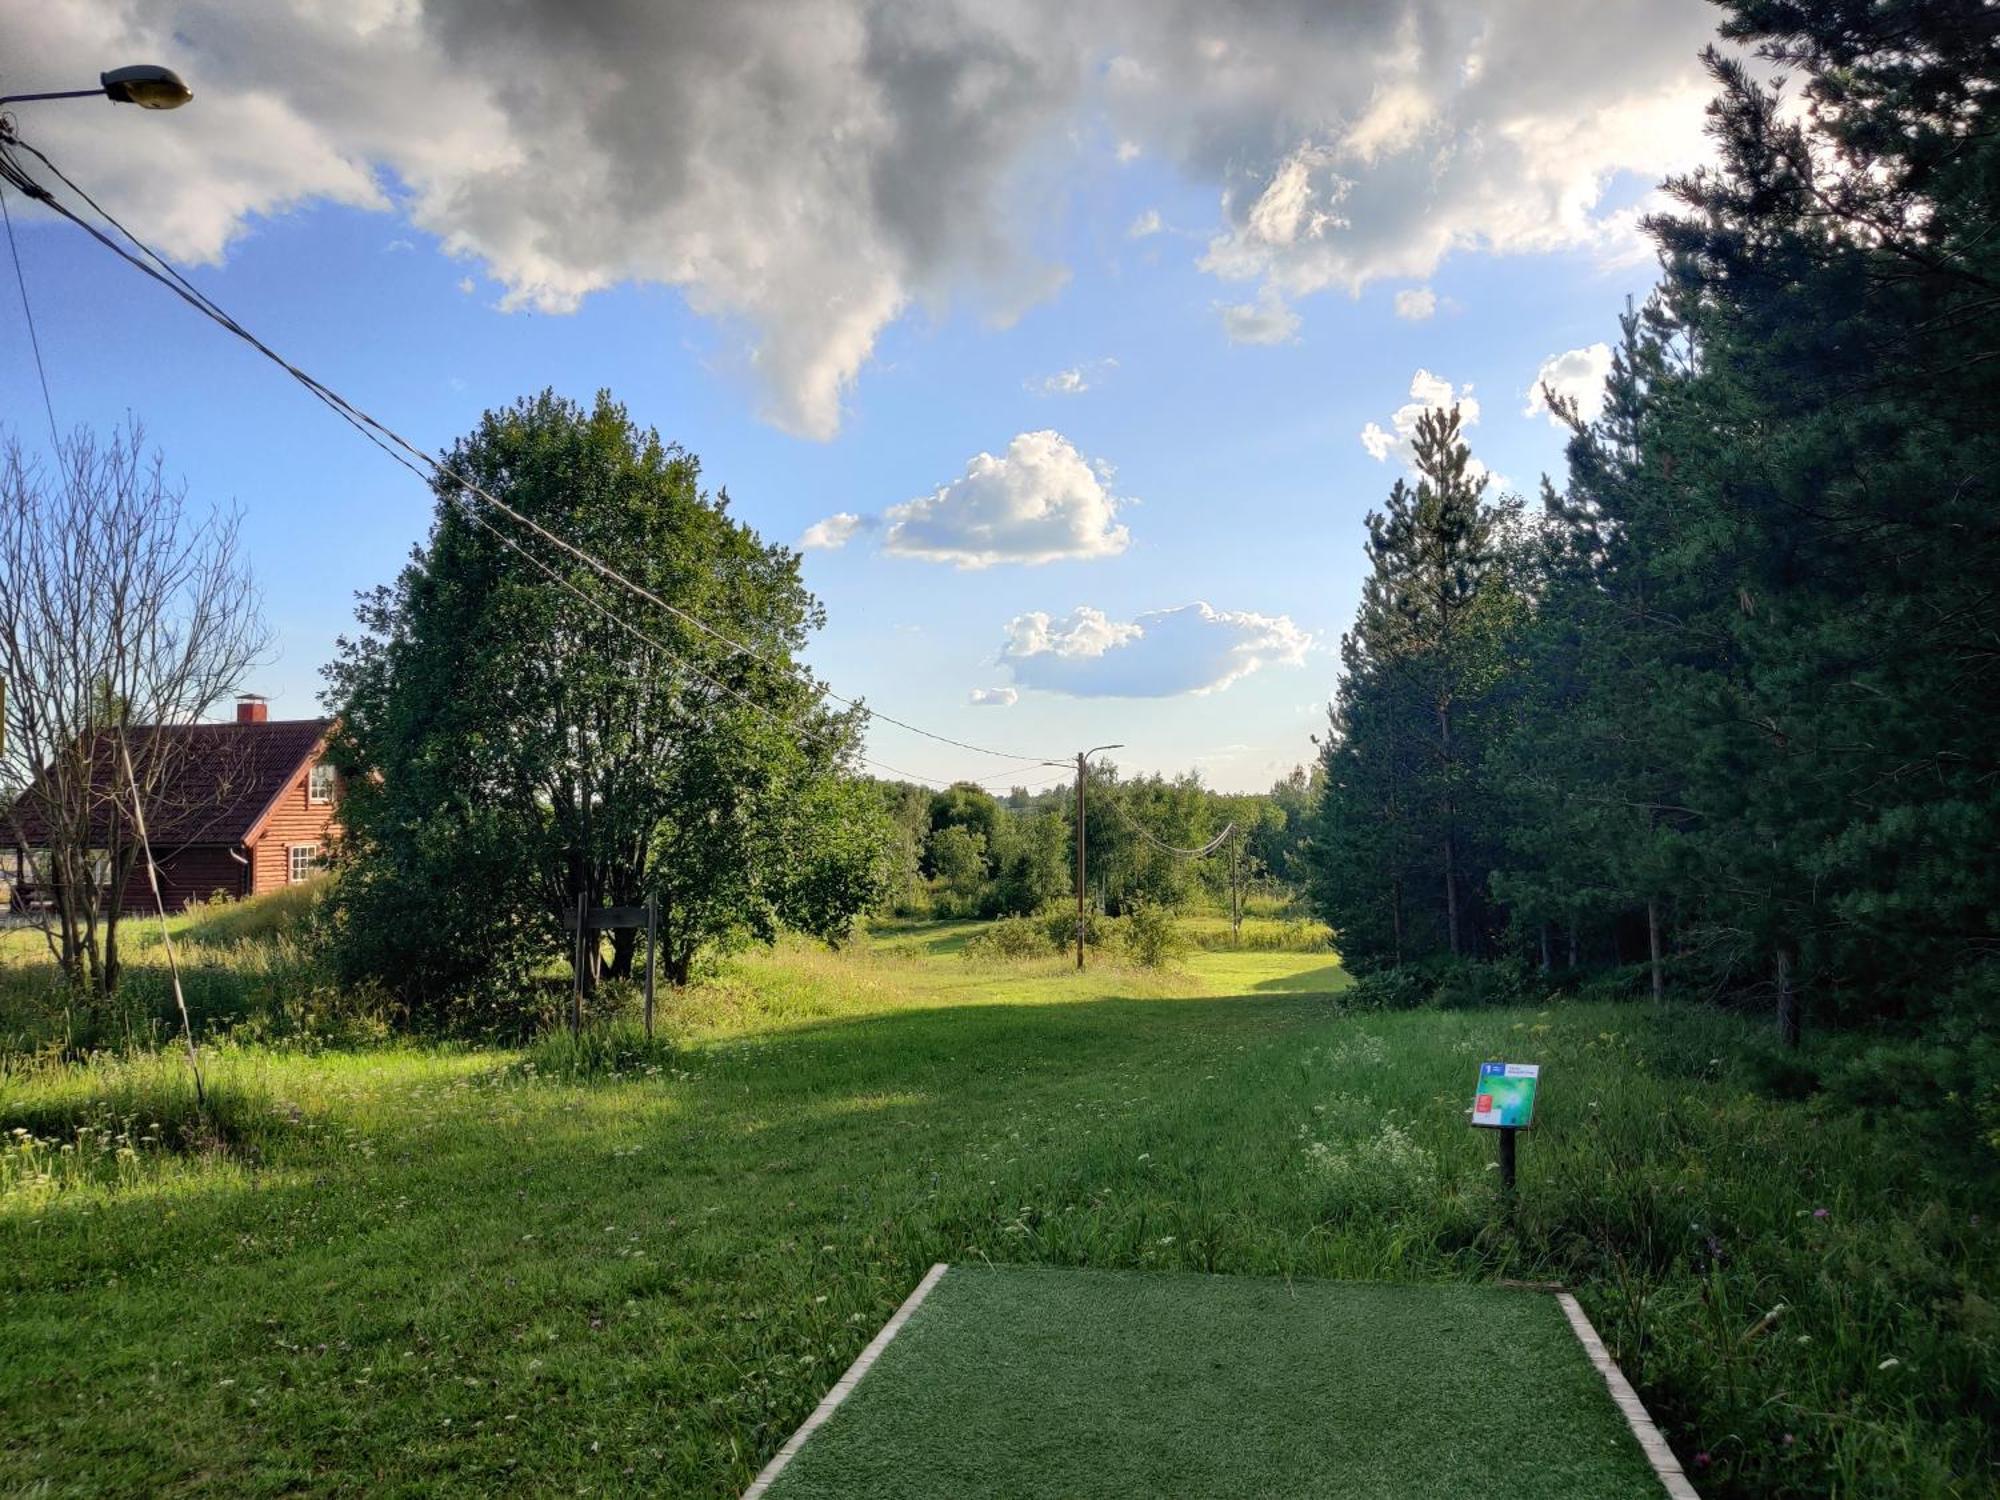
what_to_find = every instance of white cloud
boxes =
[456,276,476,295]
[1026,358,1115,396]
[1525,342,1614,425]
[798,512,865,551]
[967,686,1019,707]
[4,0,1724,438]
[1217,287,1302,345]
[1000,602,1310,697]
[1393,286,1437,320]
[1127,208,1162,238]
[880,431,1129,568]
[1359,368,1481,467]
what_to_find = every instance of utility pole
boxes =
[1068,743,1123,971]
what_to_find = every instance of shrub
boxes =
[1040,906,1109,954]
[1121,902,1187,970]
[963,916,1061,963]
[1344,967,1433,1011]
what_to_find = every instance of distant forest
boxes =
[865,766,1318,921]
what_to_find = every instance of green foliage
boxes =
[520,1021,678,1082]
[960,915,1060,963]
[1309,1,2000,1062]
[1120,901,1188,970]
[1306,406,1526,968]
[322,390,892,1018]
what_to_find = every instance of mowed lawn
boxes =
[1,929,1992,1498]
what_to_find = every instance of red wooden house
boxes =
[5,696,342,913]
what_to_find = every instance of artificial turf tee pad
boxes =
[754,1266,1672,1499]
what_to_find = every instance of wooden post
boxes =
[1647,898,1664,1004]
[1074,751,1087,971]
[1497,1127,1518,1195]
[570,891,585,1035]
[1230,839,1242,944]
[643,898,657,1040]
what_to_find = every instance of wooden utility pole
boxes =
[1069,743,1123,971]
[1074,751,1087,970]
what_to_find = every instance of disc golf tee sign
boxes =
[1471,1062,1540,1129]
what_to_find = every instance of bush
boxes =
[1345,957,1535,1012]
[1343,968,1434,1011]
[1040,906,1109,954]
[963,916,1061,963]
[1121,902,1187,970]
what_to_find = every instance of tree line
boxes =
[868,764,1318,923]
[1308,1,1999,1063]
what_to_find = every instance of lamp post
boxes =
[1,66,193,113]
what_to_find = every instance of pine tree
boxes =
[1310,408,1522,966]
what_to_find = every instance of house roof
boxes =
[4,718,330,850]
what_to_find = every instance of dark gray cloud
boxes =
[9,0,1722,436]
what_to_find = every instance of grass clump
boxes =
[521,1021,679,1081]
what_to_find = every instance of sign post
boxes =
[1470,1061,1540,1194]
[564,900,659,1036]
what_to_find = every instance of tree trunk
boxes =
[1567,925,1579,970]
[665,948,693,988]
[608,926,637,980]
[1391,878,1404,967]
[1647,898,1664,1005]
[1538,921,1551,974]
[1775,944,1800,1048]
[1442,836,1461,958]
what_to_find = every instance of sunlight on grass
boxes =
[0,926,1991,1499]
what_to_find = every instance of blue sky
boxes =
[0,0,1724,791]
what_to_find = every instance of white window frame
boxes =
[287,842,323,885]
[307,762,337,805]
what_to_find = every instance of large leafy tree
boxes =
[323,391,891,1015]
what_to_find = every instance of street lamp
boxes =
[0,66,193,112]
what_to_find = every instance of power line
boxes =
[1101,791,1235,859]
[0,179,60,453]
[0,125,1062,770]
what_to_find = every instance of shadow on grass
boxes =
[1248,963,1352,996]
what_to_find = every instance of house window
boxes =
[307,762,338,805]
[288,843,324,885]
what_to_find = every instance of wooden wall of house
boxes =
[118,846,247,913]
[248,764,340,895]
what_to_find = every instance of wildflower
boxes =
[1693,1452,1711,1470]
[1781,1433,1795,1448]
[1812,1206,1829,1219]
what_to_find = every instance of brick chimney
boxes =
[235,694,268,724]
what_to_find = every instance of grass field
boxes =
[760,1266,1665,1498]
[1,916,1994,1497]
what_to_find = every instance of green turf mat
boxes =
[762,1267,1667,1499]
